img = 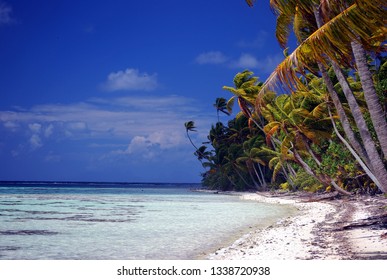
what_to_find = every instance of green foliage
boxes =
[293,169,324,192]
[187,59,383,194]
[376,57,387,111]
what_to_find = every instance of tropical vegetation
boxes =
[185,0,386,195]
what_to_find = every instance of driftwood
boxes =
[302,191,340,202]
[338,213,387,231]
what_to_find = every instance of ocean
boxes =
[0,182,294,260]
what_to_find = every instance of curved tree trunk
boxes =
[246,160,261,189]
[351,40,387,159]
[330,61,387,193]
[293,149,352,195]
[318,62,370,166]
[328,107,383,190]
[314,6,387,193]
[256,163,268,190]
[233,164,252,188]
[251,162,265,190]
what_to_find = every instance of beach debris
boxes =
[337,213,387,231]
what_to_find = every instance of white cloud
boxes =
[125,136,151,155]
[237,31,268,49]
[195,51,228,65]
[229,53,283,73]
[44,152,61,163]
[118,131,184,160]
[0,95,213,157]
[102,68,158,92]
[195,50,283,74]
[66,121,88,131]
[44,124,54,138]
[29,134,42,150]
[28,123,42,133]
[231,53,259,69]
[0,1,13,25]
[257,53,284,73]
[3,121,19,131]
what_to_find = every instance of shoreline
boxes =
[205,192,387,260]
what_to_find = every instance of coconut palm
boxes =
[259,89,352,194]
[184,121,198,150]
[237,135,270,190]
[213,97,231,123]
[184,120,208,163]
[223,70,264,130]
[245,0,387,193]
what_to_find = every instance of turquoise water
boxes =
[0,182,293,259]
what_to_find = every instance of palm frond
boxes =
[245,0,255,8]
[226,96,236,114]
[272,161,283,182]
[184,121,197,132]
[256,0,387,101]
[276,12,294,48]
[268,157,279,170]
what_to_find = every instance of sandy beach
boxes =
[207,192,387,260]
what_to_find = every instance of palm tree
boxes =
[184,121,198,149]
[238,135,270,190]
[311,4,387,192]
[318,0,387,157]
[223,70,265,131]
[259,90,351,194]
[213,97,230,123]
[244,0,387,193]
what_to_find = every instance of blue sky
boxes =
[0,0,283,183]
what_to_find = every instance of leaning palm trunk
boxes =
[300,134,353,195]
[328,106,383,191]
[280,164,296,190]
[246,160,261,189]
[251,162,265,190]
[233,164,252,188]
[351,40,387,159]
[293,149,352,195]
[327,43,387,194]
[256,163,268,190]
[318,62,370,166]
[314,7,387,193]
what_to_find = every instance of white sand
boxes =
[206,192,387,260]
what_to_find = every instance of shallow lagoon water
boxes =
[0,182,294,259]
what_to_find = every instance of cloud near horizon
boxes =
[102,68,159,92]
[112,130,185,160]
[0,95,212,161]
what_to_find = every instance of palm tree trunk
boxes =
[257,163,268,189]
[280,164,296,189]
[330,61,387,193]
[251,162,263,189]
[246,160,260,189]
[293,149,352,195]
[351,40,387,159]
[328,106,384,190]
[286,163,297,178]
[186,131,199,151]
[233,164,251,188]
[318,62,370,166]
[314,6,387,193]
[302,136,322,166]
